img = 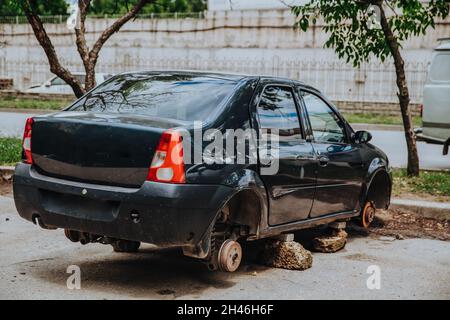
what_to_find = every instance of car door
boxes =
[255,81,317,226]
[299,89,364,217]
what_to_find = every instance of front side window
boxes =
[68,74,237,121]
[257,85,302,140]
[302,91,346,144]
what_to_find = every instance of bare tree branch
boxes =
[22,0,85,97]
[75,0,91,71]
[22,0,153,97]
[89,0,150,65]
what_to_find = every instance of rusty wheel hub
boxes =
[218,239,242,272]
[362,201,376,228]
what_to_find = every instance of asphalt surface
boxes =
[0,111,448,170]
[370,130,450,171]
[0,195,449,300]
[0,111,41,138]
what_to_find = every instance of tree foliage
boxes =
[1,0,206,16]
[293,0,449,67]
[292,0,449,176]
[0,0,68,15]
[90,0,206,14]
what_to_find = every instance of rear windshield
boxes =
[68,74,237,121]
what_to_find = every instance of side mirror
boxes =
[44,82,51,87]
[353,130,372,144]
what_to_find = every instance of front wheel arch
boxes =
[363,169,392,210]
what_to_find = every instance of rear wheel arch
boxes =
[183,171,268,260]
[224,188,265,236]
[218,168,269,236]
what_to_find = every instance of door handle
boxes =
[318,156,329,167]
[296,154,316,161]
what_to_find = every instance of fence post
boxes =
[16,16,19,24]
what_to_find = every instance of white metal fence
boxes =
[1,56,430,103]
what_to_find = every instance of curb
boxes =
[351,123,404,132]
[391,198,450,220]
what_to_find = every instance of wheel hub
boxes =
[218,239,242,272]
[362,202,376,228]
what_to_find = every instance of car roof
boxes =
[114,70,323,96]
[117,70,319,90]
[119,70,250,81]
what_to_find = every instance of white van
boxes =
[416,38,450,155]
[26,72,112,95]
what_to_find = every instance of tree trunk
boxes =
[378,4,420,176]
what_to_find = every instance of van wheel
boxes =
[112,240,141,253]
[361,201,376,228]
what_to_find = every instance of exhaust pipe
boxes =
[33,215,57,230]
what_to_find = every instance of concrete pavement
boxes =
[0,194,449,300]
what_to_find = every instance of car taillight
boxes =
[22,117,34,164]
[147,130,185,184]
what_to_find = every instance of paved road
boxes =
[369,130,449,170]
[0,195,449,300]
[0,111,41,137]
[0,111,448,170]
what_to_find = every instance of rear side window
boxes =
[257,85,302,139]
[69,74,237,121]
[429,54,450,82]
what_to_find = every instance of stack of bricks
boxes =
[0,78,13,90]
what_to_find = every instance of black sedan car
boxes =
[13,71,392,272]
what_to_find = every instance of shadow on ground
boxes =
[25,222,379,298]
[28,245,270,299]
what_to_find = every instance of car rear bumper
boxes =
[13,163,233,254]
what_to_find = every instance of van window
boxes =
[429,54,450,82]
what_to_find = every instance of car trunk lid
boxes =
[31,111,186,187]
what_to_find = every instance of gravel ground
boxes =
[0,194,449,300]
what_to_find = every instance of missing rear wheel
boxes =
[112,240,141,253]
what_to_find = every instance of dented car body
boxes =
[13,71,392,272]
